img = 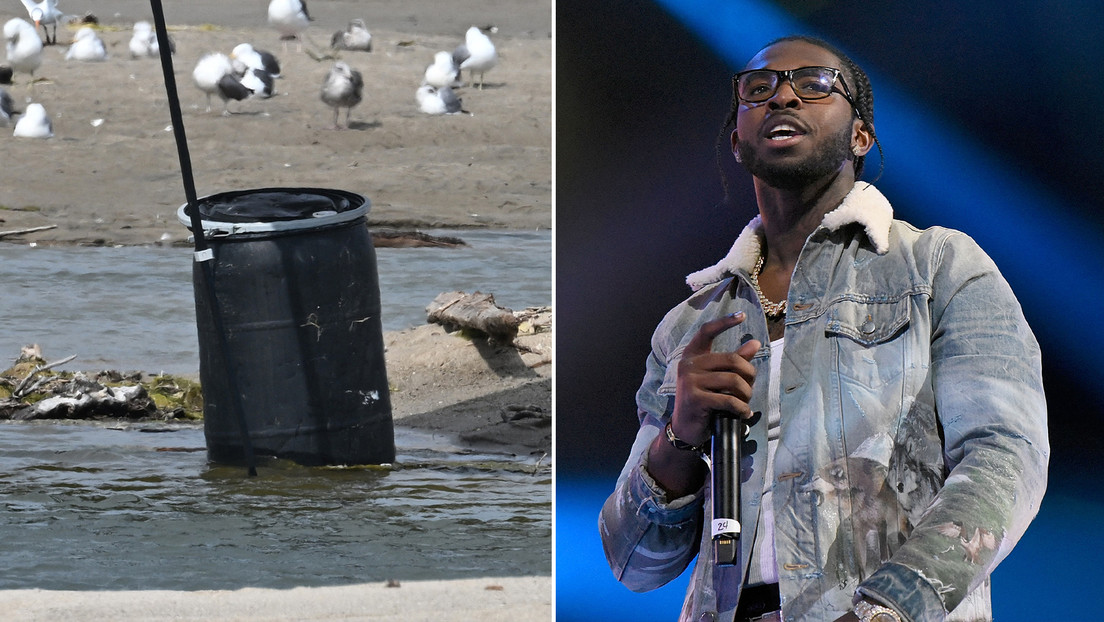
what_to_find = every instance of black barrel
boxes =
[179,187,395,466]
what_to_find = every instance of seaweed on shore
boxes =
[0,347,203,422]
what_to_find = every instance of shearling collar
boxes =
[685,182,894,291]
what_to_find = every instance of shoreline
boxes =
[1,317,552,458]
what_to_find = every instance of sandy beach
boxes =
[0,0,551,245]
[1,0,551,618]
[0,576,552,621]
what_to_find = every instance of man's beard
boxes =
[736,123,853,190]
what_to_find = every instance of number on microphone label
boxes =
[712,518,741,538]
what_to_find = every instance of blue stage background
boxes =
[556,1,1104,619]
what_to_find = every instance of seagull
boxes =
[239,67,274,98]
[452,26,497,90]
[423,50,460,89]
[19,0,61,45]
[129,21,155,57]
[0,86,15,126]
[267,0,311,52]
[231,43,280,78]
[416,84,464,115]
[320,61,362,129]
[129,20,173,58]
[65,26,106,61]
[13,101,51,137]
[330,18,371,52]
[4,18,43,82]
[192,52,235,112]
[216,72,252,114]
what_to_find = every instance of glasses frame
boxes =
[732,66,857,109]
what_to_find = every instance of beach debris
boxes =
[0,347,203,421]
[426,291,520,343]
[0,224,57,239]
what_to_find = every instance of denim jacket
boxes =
[599,183,1048,622]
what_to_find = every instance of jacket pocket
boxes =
[824,297,910,346]
[824,297,911,392]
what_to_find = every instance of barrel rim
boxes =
[177,187,370,237]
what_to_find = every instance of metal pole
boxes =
[149,0,257,476]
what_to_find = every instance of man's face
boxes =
[733,41,860,189]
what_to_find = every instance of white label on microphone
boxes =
[712,518,741,538]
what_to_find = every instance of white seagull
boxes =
[65,26,106,61]
[13,101,51,137]
[193,52,237,112]
[320,61,362,129]
[330,18,371,52]
[423,50,460,89]
[267,0,311,51]
[231,43,280,78]
[416,84,464,115]
[4,18,42,82]
[452,26,497,90]
[129,20,172,58]
[19,0,62,45]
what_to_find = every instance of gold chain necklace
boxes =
[750,255,787,318]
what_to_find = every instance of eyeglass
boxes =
[733,66,856,108]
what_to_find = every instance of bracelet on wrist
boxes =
[664,421,708,455]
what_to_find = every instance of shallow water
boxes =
[0,229,552,588]
[0,421,551,590]
[0,229,551,374]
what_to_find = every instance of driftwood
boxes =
[0,224,57,239]
[426,291,520,342]
[370,229,467,248]
[13,353,77,398]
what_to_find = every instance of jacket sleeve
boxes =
[598,317,706,593]
[858,231,1050,621]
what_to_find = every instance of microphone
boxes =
[711,412,743,566]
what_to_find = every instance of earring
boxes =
[852,145,862,155]
[734,150,743,163]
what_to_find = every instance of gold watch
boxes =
[853,600,902,622]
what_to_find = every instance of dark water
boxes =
[0,421,550,590]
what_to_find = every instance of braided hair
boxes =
[717,35,884,182]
